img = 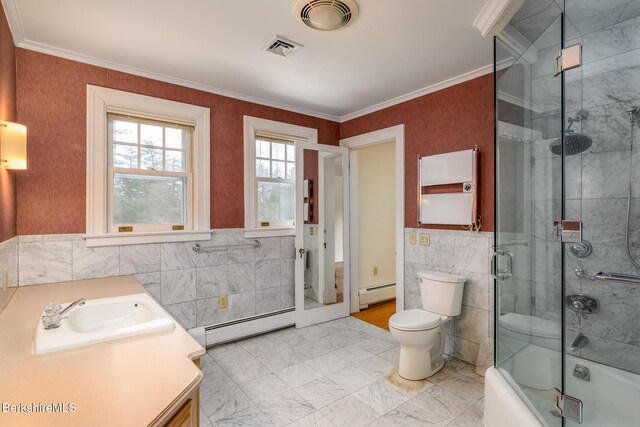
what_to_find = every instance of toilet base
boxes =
[397,345,445,380]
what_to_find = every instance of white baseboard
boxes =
[203,309,295,347]
[359,283,396,309]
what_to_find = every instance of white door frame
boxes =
[340,125,405,315]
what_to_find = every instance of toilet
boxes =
[389,270,466,380]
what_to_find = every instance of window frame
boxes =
[243,116,317,238]
[86,85,210,247]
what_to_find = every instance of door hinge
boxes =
[554,220,582,243]
[554,44,582,77]
[553,388,583,423]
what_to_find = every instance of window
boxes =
[108,114,192,232]
[244,116,317,237]
[254,135,296,228]
[86,86,210,247]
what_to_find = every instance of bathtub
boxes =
[484,344,640,427]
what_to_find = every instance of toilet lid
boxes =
[389,309,441,331]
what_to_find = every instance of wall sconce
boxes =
[0,121,27,169]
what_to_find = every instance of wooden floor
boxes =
[352,300,396,331]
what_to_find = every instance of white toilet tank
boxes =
[417,270,466,316]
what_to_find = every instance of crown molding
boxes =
[15,38,342,123]
[4,0,496,125]
[1,0,24,44]
[339,64,493,123]
[474,0,524,37]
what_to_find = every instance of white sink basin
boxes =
[34,293,175,355]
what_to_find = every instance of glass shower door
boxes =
[562,2,640,426]
[494,13,564,426]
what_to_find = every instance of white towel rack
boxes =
[418,146,479,228]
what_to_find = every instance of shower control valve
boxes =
[565,294,599,319]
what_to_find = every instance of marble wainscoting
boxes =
[404,228,494,368]
[0,237,18,311]
[16,229,295,331]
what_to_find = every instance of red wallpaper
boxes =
[15,49,340,234]
[15,47,494,235]
[341,74,495,231]
[0,3,17,243]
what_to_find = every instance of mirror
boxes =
[303,150,344,310]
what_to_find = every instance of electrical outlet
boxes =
[409,232,416,245]
[310,226,315,236]
[219,295,228,309]
[419,233,430,246]
[373,267,378,276]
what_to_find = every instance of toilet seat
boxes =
[389,309,441,331]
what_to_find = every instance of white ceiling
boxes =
[3,0,493,121]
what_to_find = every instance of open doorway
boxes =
[340,125,404,331]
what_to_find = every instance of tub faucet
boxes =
[570,333,589,352]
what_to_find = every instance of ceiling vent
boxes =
[294,0,359,31]
[264,36,303,57]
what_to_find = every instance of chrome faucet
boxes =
[43,298,86,330]
[60,298,86,316]
[570,333,589,352]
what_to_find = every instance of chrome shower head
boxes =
[549,133,593,155]
[549,110,592,155]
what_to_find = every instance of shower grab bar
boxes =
[192,240,261,253]
[594,271,640,285]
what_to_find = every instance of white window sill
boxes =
[84,230,212,247]
[244,228,295,238]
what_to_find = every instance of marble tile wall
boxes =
[526,10,640,374]
[15,229,295,331]
[404,228,494,365]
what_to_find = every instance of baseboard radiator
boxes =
[199,307,295,348]
[358,282,396,309]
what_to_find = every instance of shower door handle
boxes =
[491,250,513,281]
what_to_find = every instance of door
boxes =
[494,12,564,427]
[295,142,349,328]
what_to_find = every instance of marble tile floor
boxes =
[304,297,325,309]
[198,316,484,427]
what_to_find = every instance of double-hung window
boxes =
[86,85,210,247]
[108,113,193,232]
[254,134,296,228]
[243,116,317,237]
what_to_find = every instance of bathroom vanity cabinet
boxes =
[163,358,201,427]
